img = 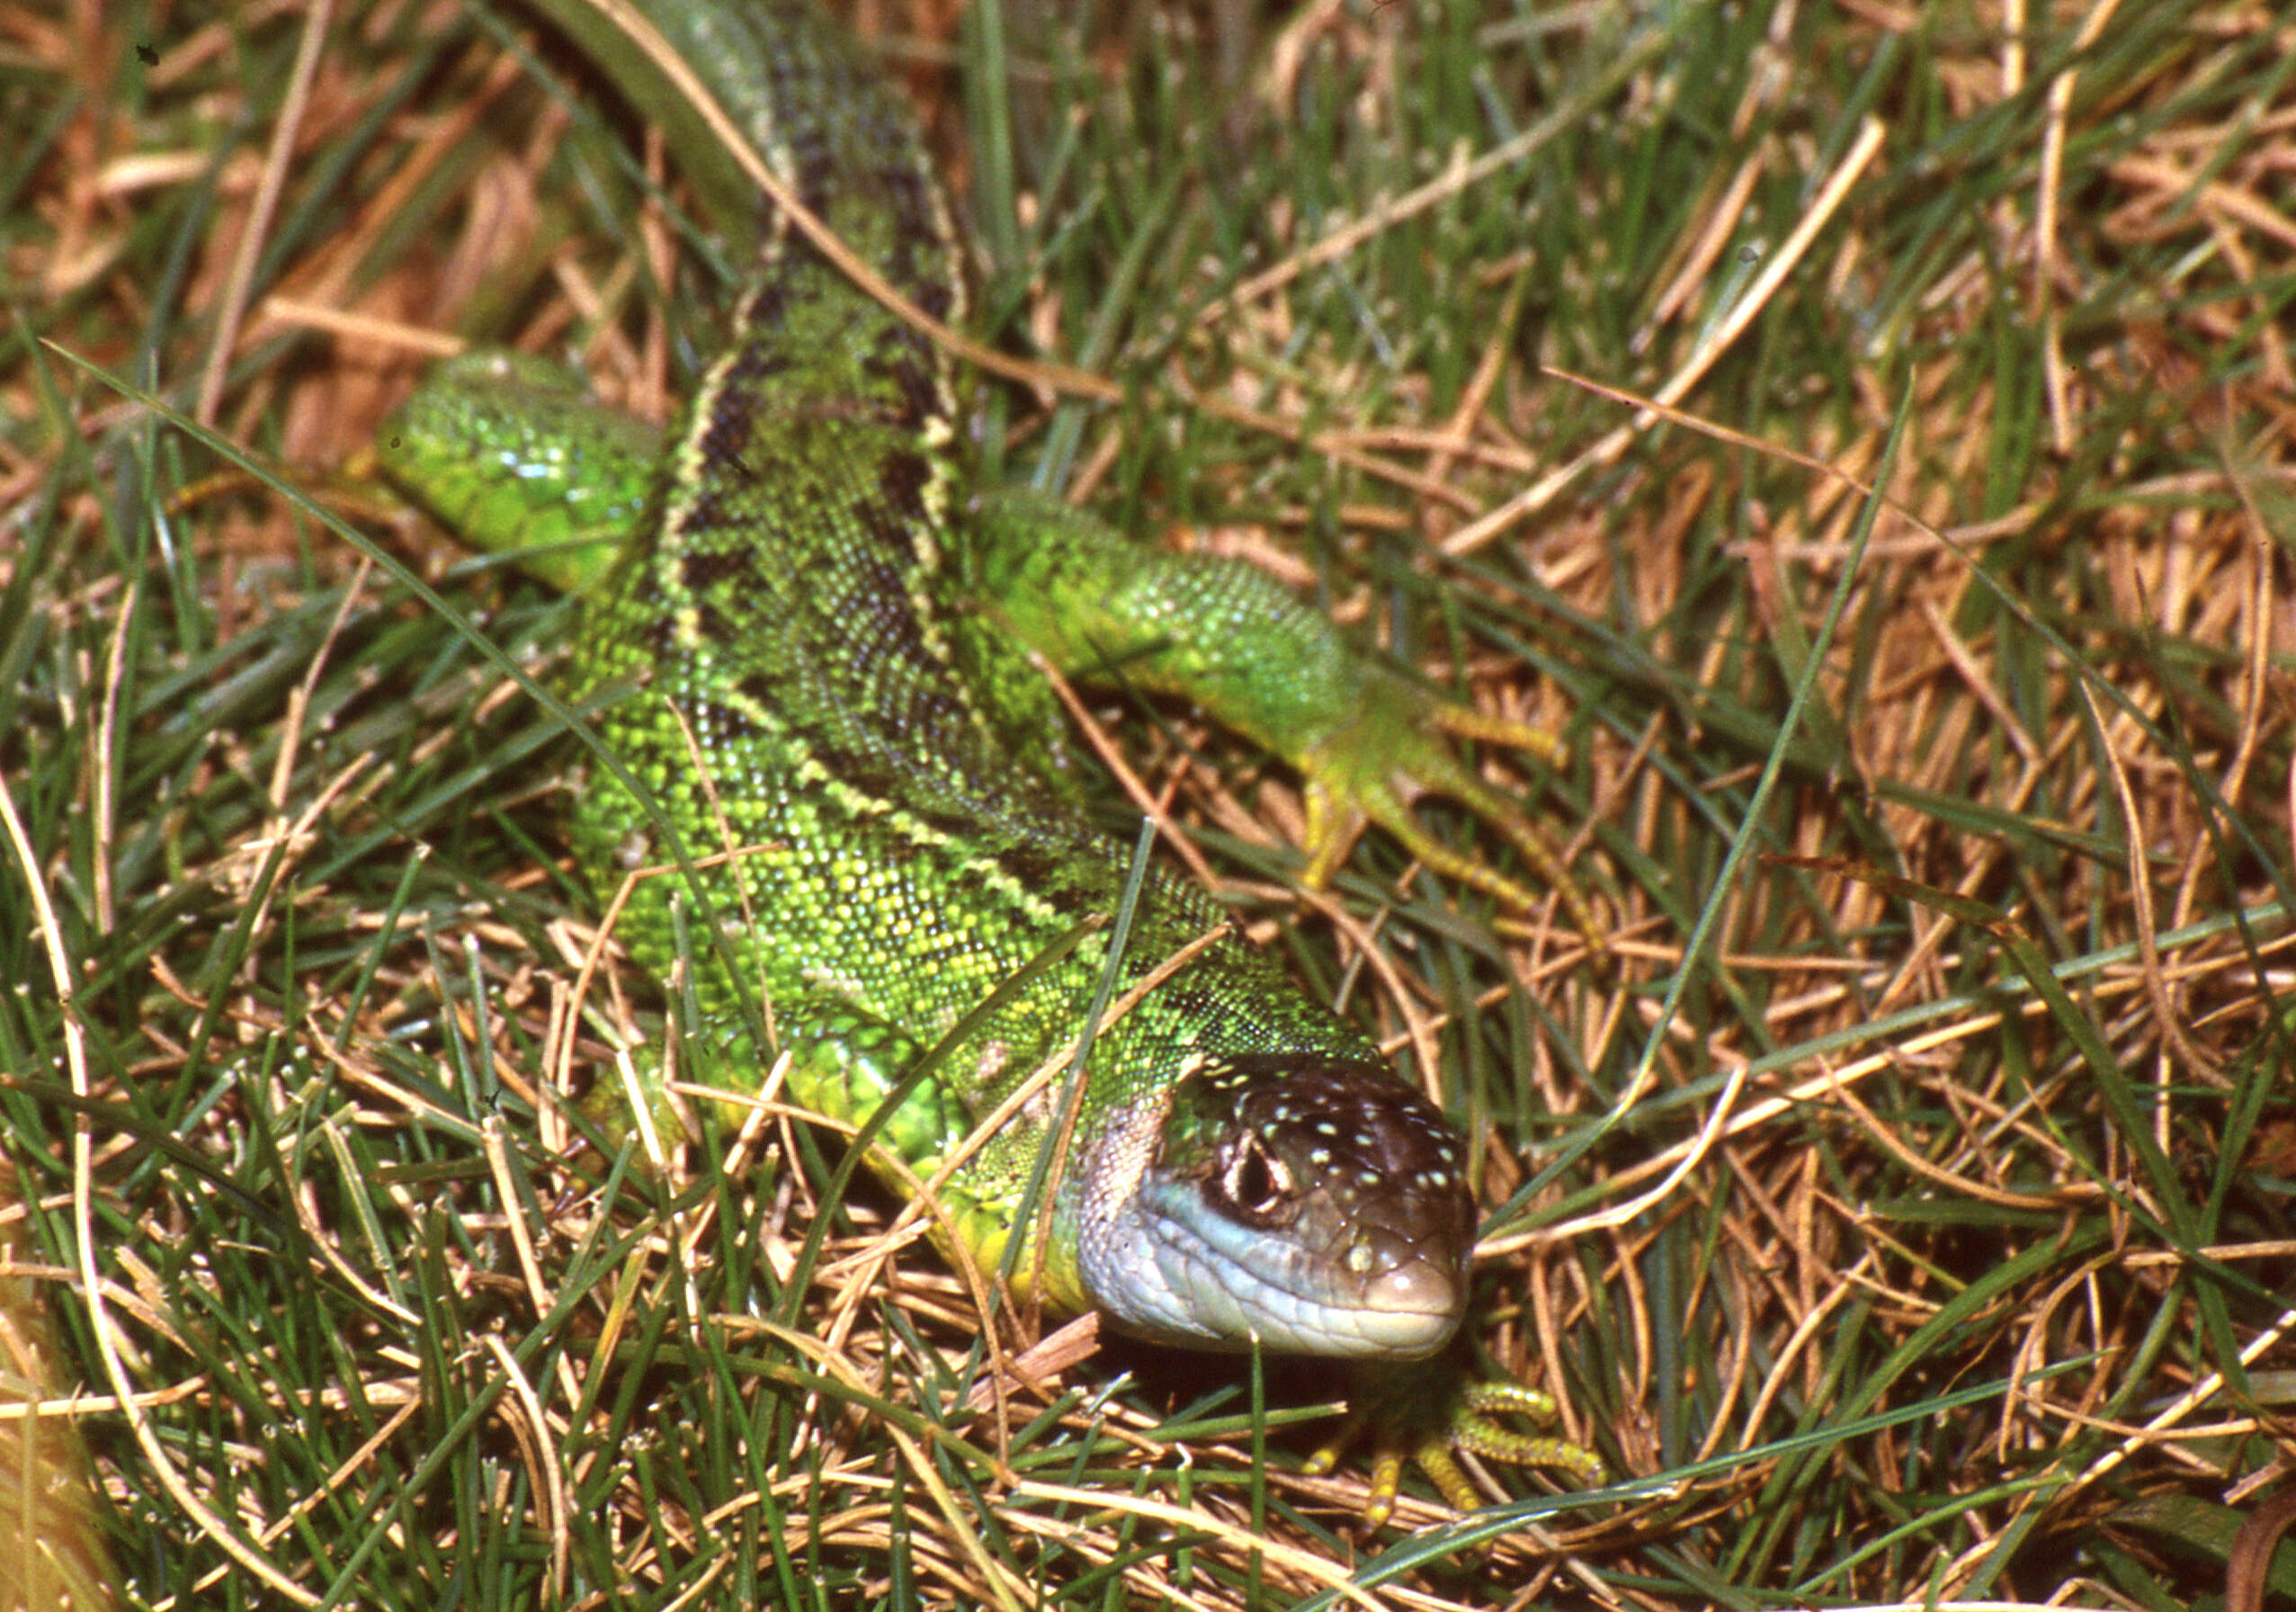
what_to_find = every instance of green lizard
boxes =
[381,0,1604,1524]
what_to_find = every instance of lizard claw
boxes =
[1296,675,1607,956]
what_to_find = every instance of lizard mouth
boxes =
[1077,1054,1477,1359]
[1132,1196,1468,1357]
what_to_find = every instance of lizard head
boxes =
[1077,1053,1475,1359]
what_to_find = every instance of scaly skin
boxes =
[381,0,1602,1520]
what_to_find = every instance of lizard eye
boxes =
[1219,1134,1291,1219]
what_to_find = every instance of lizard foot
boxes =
[1301,1358,1605,1527]
[1297,676,1607,958]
